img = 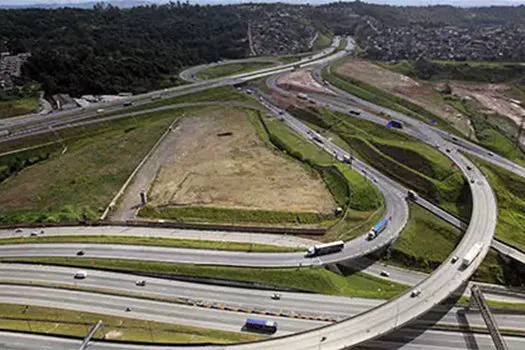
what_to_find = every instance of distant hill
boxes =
[0,1,154,9]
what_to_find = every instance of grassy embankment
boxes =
[260,115,385,240]
[0,96,39,119]
[0,235,300,252]
[381,59,525,166]
[195,62,276,80]
[0,303,260,343]
[0,106,218,225]
[1,257,409,299]
[312,31,334,52]
[287,107,471,221]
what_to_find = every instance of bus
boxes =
[367,219,389,240]
[244,318,278,334]
[306,241,345,257]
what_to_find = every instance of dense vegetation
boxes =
[0,4,247,96]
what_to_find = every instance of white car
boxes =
[96,109,105,113]
[380,270,390,277]
[74,271,87,279]
[271,293,281,300]
[411,288,422,297]
[135,280,146,286]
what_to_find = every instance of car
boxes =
[451,256,459,264]
[30,231,38,236]
[135,280,146,286]
[446,148,451,153]
[411,288,422,297]
[452,137,458,141]
[74,271,87,279]
[271,293,281,300]
[488,152,494,156]
[123,102,133,107]
[466,166,472,171]
[76,250,84,256]
[380,270,390,277]
[96,108,105,113]
[14,228,23,234]
[470,179,475,184]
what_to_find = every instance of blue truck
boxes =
[386,120,403,129]
[367,219,389,240]
[244,318,278,334]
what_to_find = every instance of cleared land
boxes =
[0,303,259,343]
[196,62,276,80]
[277,69,335,95]
[336,59,472,136]
[143,108,336,224]
[1,257,409,299]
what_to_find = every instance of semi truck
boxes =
[244,318,277,334]
[462,243,484,267]
[306,241,345,257]
[367,219,389,240]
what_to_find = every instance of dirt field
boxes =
[450,82,525,127]
[336,60,474,136]
[148,108,336,214]
[277,69,335,95]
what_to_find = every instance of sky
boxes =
[2,0,525,6]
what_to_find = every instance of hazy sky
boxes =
[2,0,525,6]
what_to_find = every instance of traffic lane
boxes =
[362,328,525,350]
[0,225,317,248]
[0,285,325,336]
[0,265,372,319]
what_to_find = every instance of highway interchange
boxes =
[0,35,522,349]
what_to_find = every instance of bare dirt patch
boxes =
[104,330,122,339]
[277,69,335,95]
[450,82,525,127]
[336,60,474,136]
[148,109,336,214]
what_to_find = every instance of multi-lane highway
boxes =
[0,35,507,350]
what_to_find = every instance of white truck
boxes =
[462,243,484,267]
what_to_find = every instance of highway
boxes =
[179,58,282,82]
[0,35,502,350]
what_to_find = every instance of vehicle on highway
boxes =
[463,242,484,267]
[245,89,253,95]
[297,93,308,100]
[14,228,23,234]
[125,307,131,312]
[96,109,105,113]
[386,120,403,129]
[367,219,389,240]
[135,280,146,286]
[407,190,417,200]
[306,241,345,257]
[489,152,494,156]
[313,135,324,144]
[74,271,87,279]
[451,256,459,264]
[467,165,472,171]
[123,102,134,107]
[349,110,361,116]
[380,270,390,277]
[0,129,9,137]
[271,293,281,300]
[470,179,475,184]
[411,288,422,297]
[446,148,451,153]
[30,231,38,236]
[244,318,278,334]
[76,250,84,256]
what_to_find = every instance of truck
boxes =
[462,243,484,267]
[367,219,389,240]
[349,110,361,116]
[244,318,277,334]
[306,241,345,257]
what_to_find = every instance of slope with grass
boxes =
[0,303,260,344]
[287,107,471,220]
[0,257,409,299]
[0,108,201,225]
[262,115,385,240]
[0,96,39,119]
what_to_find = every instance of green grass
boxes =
[474,249,525,286]
[0,258,409,299]
[0,96,39,119]
[382,203,463,273]
[287,107,471,220]
[139,205,334,226]
[0,303,260,343]
[313,32,333,52]
[0,107,209,224]
[467,155,525,250]
[0,235,300,252]
[196,62,276,80]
